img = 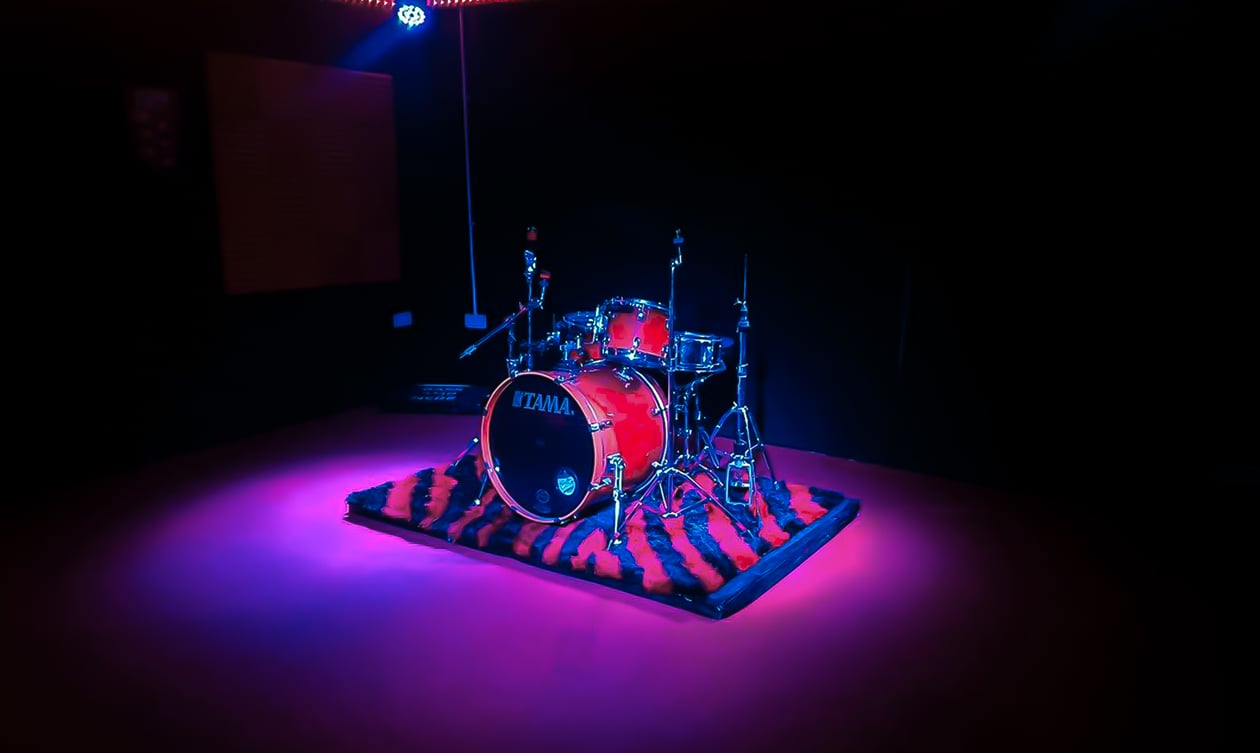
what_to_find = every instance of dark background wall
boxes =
[14,0,1247,509]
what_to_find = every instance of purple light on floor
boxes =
[19,411,1154,752]
[51,443,944,743]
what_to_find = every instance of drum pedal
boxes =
[725,458,753,495]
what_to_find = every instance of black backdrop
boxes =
[14,0,1247,510]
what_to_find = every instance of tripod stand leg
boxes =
[674,446,726,494]
[476,472,490,506]
[608,498,645,549]
[631,463,671,518]
[686,458,726,490]
[688,423,728,478]
[446,435,480,473]
[602,453,640,549]
[659,467,750,536]
[703,407,737,470]
[447,435,488,506]
[712,405,779,525]
[742,407,777,484]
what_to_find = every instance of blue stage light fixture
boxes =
[397,4,427,26]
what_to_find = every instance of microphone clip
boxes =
[537,270,551,308]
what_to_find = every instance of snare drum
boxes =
[595,297,671,369]
[671,331,727,374]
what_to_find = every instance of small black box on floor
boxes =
[380,383,489,415]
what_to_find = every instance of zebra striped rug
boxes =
[345,450,860,617]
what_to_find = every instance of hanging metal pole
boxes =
[459,8,485,329]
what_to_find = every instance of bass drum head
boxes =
[482,372,596,522]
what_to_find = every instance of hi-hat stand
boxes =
[673,370,723,471]
[705,253,777,513]
[608,230,749,547]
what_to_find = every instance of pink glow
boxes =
[12,409,1185,752]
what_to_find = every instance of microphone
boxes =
[525,226,538,277]
[538,270,551,307]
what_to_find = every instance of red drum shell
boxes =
[596,297,671,368]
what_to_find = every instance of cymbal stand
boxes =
[708,253,777,512]
[613,231,749,546]
[523,227,538,371]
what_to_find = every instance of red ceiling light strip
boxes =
[321,0,535,11]
[322,0,397,12]
[427,0,535,7]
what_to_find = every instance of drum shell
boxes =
[672,331,726,373]
[595,297,671,368]
[556,311,603,367]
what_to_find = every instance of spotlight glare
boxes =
[397,4,427,27]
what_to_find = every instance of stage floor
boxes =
[6,407,1223,752]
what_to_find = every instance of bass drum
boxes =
[480,365,666,524]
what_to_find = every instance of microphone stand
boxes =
[453,300,536,507]
[459,232,545,378]
[451,235,545,505]
[458,299,543,371]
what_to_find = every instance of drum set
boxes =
[455,228,776,547]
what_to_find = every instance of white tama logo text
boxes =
[511,390,575,416]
